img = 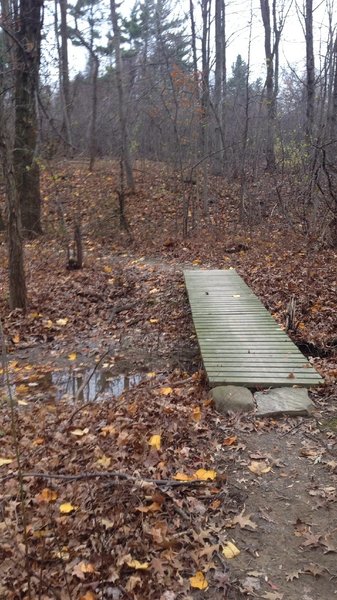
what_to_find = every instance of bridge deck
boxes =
[184,269,323,388]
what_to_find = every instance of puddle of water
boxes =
[51,369,143,401]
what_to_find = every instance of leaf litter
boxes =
[0,160,336,599]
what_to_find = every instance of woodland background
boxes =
[0,1,337,599]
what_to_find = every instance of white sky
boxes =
[43,0,335,83]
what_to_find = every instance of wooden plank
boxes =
[184,269,324,388]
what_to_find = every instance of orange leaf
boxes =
[192,406,201,421]
[36,488,58,503]
[136,502,161,513]
[223,436,237,446]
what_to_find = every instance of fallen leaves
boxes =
[36,488,58,502]
[248,460,271,475]
[59,502,77,514]
[96,455,111,468]
[229,510,257,530]
[222,541,240,559]
[126,558,150,570]
[149,434,161,450]
[71,427,89,437]
[173,468,217,481]
[189,571,208,590]
[159,387,173,396]
[0,458,14,467]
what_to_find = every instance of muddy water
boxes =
[51,369,143,401]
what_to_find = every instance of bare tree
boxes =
[305,0,315,140]
[55,0,72,148]
[213,0,226,174]
[110,0,135,191]
[13,0,44,237]
[260,0,277,171]
[0,0,27,309]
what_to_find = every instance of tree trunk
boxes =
[89,54,99,172]
[201,0,211,215]
[260,0,276,172]
[189,0,199,98]
[305,0,315,141]
[13,0,43,238]
[56,0,72,149]
[110,0,135,191]
[213,0,225,174]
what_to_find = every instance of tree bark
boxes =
[260,0,276,172]
[13,0,44,238]
[110,0,135,191]
[3,147,27,310]
[55,0,72,148]
[305,0,315,141]
[213,0,225,174]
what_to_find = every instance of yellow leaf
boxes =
[79,562,96,574]
[100,425,116,436]
[159,387,173,396]
[137,502,161,513]
[192,259,202,265]
[45,319,54,329]
[147,372,156,378]
[149,318,159,324]
[59,503,77,514]
[173,472,194,481]
[18,400,29,406]
[52,547,69,560]
[104,265,112,273]
[70,428,89,437]
[0,458,14,467]
[193,469,217,481]
[16,384,29,395]
[36,488,58,503]
[248,461,271,475]
[149,434,161,450]
[12,334,20,344]
[68,352,77,361]
[192,406,201,421]
[222,541,240,559]
[97,455,111,468]
[126,559,149,570]
[29,311,41,319]
[189,571,208,590]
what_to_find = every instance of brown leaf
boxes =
[230,509,257,530]
[304,563,326,577]
[286,570,302,581]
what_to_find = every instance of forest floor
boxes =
[0,160,337,600]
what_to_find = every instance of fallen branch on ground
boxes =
[0,470,210,487]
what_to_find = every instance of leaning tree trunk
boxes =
[14,0,44,238]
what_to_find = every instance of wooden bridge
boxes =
[184,269,323,388]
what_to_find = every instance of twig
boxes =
[0,470,209,488]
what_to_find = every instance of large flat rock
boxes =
[255,387,314,417]
[211,385,254,414]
